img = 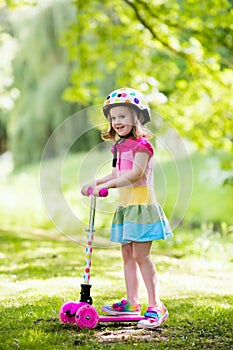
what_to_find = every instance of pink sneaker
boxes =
[138,304,169,329]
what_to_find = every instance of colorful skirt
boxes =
[110,187,173,244]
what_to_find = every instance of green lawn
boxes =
[0,150,232,349]
[0,228,232,349]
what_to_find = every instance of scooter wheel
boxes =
[59,301,85,324]
[75,304,99,329]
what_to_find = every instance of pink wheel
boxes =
[59,301,85,324]
[75,304,99,329]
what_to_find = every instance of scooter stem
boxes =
[83,195,96,285]
[80,188,108,304]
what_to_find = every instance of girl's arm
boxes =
[81,168,117,195]
[93,152,149,195]
[95,169,117,186]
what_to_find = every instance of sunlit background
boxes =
[0,0,232,237]
[0,1,232,348]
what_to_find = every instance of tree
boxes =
[1,0,104,166]
[1,0,232,171]
[0,27,18,153]
[61,0,233,155]
[8,2,76,166]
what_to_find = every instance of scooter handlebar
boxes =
[86,187,108,197]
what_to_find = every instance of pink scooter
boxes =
[59,188,144,329]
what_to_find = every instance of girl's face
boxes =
[109,106,135,137]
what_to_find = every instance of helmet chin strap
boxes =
[117,128,134,139]
[112,129,134,168]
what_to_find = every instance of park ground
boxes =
[0,151,232,349]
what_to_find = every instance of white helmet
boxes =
[103,87,150,124]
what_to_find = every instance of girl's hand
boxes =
[93,185,108,197]
[81,183,95,196]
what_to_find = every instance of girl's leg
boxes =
[121,243,140,305]
[132,241,162,307]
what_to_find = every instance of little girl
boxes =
[81,87,172,329]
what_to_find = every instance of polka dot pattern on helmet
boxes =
[103,87,150,124]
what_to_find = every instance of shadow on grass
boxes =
[0,295,232,350]
[1,229,233,349]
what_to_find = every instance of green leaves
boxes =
[60,0,233,155]
[1,0,232,166]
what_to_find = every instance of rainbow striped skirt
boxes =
[110,187,173,243]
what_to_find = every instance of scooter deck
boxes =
[99,315,144,322]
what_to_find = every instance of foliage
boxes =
[1,0,37,7]
[62,0,233,154]
[0,228,232,349]
[0,0,232,168]
[5,2,78,166]
[0,27,18,152]
[1,1,105,167]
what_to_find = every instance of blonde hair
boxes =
[101,106,153,141]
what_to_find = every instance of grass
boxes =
[0,150,232,349]
[0,228,232,349]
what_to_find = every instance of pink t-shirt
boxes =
[111,137,154,187]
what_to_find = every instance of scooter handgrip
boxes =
[87,187,94,195]
[87,187,108,197]
[99,188,108,197]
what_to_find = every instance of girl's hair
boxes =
[101,106,153,141]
